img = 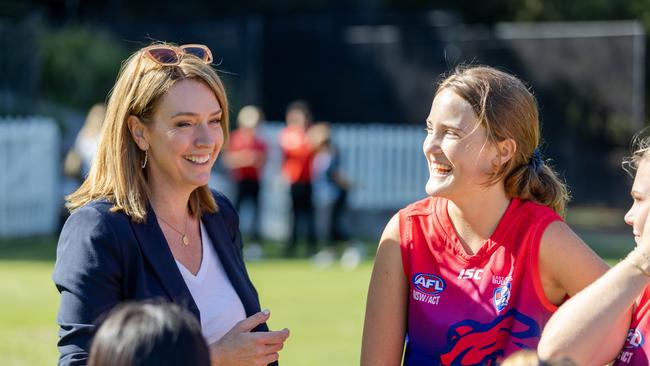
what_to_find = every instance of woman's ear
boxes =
[127,115,149,151]
[494,138,517,167]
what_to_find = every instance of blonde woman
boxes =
[54,43,289,366]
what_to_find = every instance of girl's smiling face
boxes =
[423,89,501,200]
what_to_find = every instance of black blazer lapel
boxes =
[202,211,260,318]
[131,208,200,320]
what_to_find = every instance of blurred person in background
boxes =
[223,105,267,260]
[54,42,288,366]
[361,65,608,365]
[307,122,363,269]
[538,134,650,366]
[63,103,106,185]
[60,103,106,228]
[88,301,211,366]
[279,100,316,257]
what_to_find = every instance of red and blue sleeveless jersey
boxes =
[399,196,561,366]
[613,287,650,365]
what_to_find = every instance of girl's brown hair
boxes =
[66,42,229,222]
[436,65,570,215]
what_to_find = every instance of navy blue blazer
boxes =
[53,190,270,366]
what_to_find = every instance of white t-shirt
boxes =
[175,222,247,345]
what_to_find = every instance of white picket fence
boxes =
[211,122,429,240]
[0,117,60,237]
[331,123,429,208]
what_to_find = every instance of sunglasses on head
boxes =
[141,44,213,65]
[124,43,214,112]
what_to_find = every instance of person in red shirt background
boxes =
[279,100,317,257]
[223,105,268,251]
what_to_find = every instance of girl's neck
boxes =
[446,184,511,254]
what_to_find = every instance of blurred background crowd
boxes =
[2,1,650,241]
[1,1,650,364]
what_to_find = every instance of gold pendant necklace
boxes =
[157,214,190,247]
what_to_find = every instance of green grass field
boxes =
[0,211,635,365]
[0,237,374,366]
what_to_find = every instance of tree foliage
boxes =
[39,25,128,110]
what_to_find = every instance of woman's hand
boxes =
[209,310,289,366]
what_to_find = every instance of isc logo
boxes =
[413,273,445,295]
[458,268,484,280]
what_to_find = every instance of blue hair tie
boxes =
[529,148,543,173]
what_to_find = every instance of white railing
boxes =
[0,117,60,237]
[332,123,429,208]
[211,122,429,240]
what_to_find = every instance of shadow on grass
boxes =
[0,225,633,265]
[0,235,374,263]
[0,235,57,262]
[241,238,375,260]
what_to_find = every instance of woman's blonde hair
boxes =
[623,129,650,174]
[66,42,229,222]
[436,65,570,215]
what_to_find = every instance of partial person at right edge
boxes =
[361,65,609,366]
[538,133,650,366]
[501,350,576,366]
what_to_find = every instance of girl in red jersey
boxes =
[539,135,650,366]
[361,66,609,366]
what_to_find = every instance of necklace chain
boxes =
[157,214,190,246]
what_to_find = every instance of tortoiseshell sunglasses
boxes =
[125,43,214,107]
[140,44,213,65]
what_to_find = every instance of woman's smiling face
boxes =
[143,78,224,194]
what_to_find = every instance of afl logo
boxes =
[625,328,644,349]
[413,273,445,295]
